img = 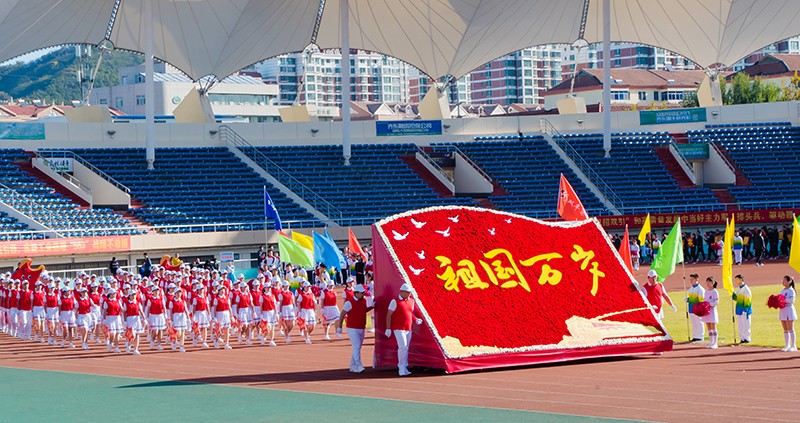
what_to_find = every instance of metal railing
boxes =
[37,150,131,194]
[415,146,454,184]
[0,182,64,236]
[433,144,494,183]
[539,118,625,209]
[31,152,93,194]
[218,125,344,223]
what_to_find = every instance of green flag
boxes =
[278,233,314,268]
[650,219,683,282]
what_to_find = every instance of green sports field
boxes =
[662,284,787,347]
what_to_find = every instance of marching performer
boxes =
[278,281,295,344]
[337,284,373,373]
[168,287,190,352]
[320,281,341,340]
[31,281,46,343]
[145,285,167,351]
[211,285,233,350]
[686,274,705,342]
[732,275,752,344]
[296,281,316,344]
[102,288,124,353]
[75,288,94,350]
[779,275,797,352]
[123,289,145,356]
[191,284,211,348]
[385,284,424,376]
[58,285,76,348]
[260,281,278,347]
[703,277,720,349]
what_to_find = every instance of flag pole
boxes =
[264,186,269,254]
[680,223,690,342]
[727,218,737,344]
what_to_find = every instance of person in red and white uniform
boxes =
[232,280,255,346]
[102,288,124,353]
[278,280,295,344]
[123,289,145,356]
[16,280,33,341]
[75,288,95,350]
[337,284,374,373]
[191,285,211,348]
[342,277,355,304]
[7,280,20,338]
[641,269,677,320]
[385,283,425,377]
[250,277,263,343]
[168,287,190,352]
[296,281,316,344]
[58,285,77,348]
[211,284,233,350]
[260,281,278,347]
[31,281,46,343]
[320,281,341,341]
[89,281,104,344]
[145,285,167,351]
[44,282,59,345]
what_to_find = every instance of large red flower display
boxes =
[372,206,671,373]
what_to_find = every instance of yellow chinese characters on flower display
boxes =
[435,245,606,296]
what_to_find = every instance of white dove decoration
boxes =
[410,218,427,228]
[448,215,460,223]
[504,218,513,224]
[415,251,426,259]
[392,230,409,240]
[488,228,496,235]
[435,227,451,237]
[408,265,424,276]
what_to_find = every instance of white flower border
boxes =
[375,205,672,360]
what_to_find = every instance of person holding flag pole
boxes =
[721,216,737,343]
[263,185,283,257]
[647,218,681,321]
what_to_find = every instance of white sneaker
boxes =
[69,342,75,349]
[279,328,285,336]
[782,346,790,352]
[33,335,38,342]
[214,340,220,349]
[202,342,209,349]
[224,344,232,350]
[335,333,343,339]
[180,346,186,353]
[260,338,266,346]
[156,344,164,351]
[285,336,291,344]
[789,347,798,352]
[269,340,277,347]
[114,347,121,353]
[192,339,197,347]
[82,343,89,350]
[305,337,312,344]
[237,334,242,344]
[61,340,65,348]
[707,344,718,349]
[40,337,46,344]
[107,344,112,352]
[149,341,154,349]
[246,339,252,346]
[323,334,330,341]
[171,343,176,351]
[133,350,141,356]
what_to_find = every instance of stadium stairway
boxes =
[399,154,454,198]
[711,188,738,211]
[711,143,752,186]
[15,156,91,208]
[652,147,695,189]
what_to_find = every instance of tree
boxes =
[681,91,699,107]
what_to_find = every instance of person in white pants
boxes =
[385,283,423,377]
[779,276,797,352]
[337,284,373,373]
[732,275,752,344]
[686,274,705,342]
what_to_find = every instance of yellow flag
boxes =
[790,215,800,274]
[291,231,314,252]
[637,213,651,246]
[721,216,735,294]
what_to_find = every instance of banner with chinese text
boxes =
[0,236,131,259]
[597,208,800,230]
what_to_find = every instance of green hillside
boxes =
[0,46,142,104]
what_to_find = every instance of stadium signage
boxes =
[639,108,707,125]
[0,235,130,259]
[675,143,709,160]
[37,157,73,172]
[0,123,45,140]
[597,208,800,229]
[376,120,442,136]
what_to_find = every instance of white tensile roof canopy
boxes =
[0,0,799,81]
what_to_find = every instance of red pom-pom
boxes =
[692,301,711,317]
[767,294,786,309]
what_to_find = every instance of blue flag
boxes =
[263,186,282,231]
[314,232,344,270]
[324,228,347,268]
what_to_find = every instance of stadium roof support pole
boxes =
[602,0,611,158]
[144,0,156,170]
[341,0,352,166]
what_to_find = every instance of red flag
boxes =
[348,228,367,260]
[619,225,633,273]
[557,173,588,221]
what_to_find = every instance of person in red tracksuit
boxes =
[16,281,33,341]
[385,283,424,377]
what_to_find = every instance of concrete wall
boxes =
[31,159,93,205]
[454,153,493,194]
[703,145,737,185]
[71,161,131,207]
